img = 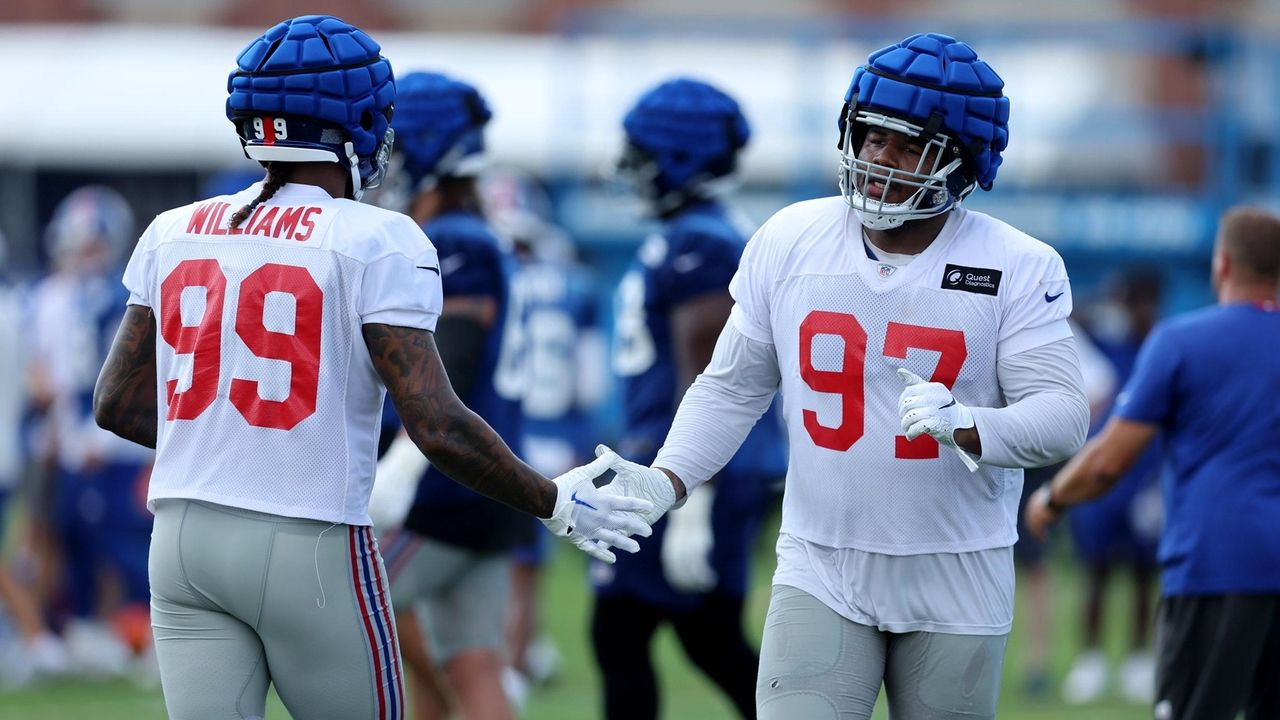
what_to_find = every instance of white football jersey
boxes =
[730,199,1072,555]
[123,182,442,525]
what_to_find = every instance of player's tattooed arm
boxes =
[363,323,556,518]
[94,305,158,448]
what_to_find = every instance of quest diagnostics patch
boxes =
[940,264,1002,296]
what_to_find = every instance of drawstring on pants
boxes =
[314,523,340,608]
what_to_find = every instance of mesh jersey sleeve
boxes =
[1111,323,1179,425]
[998,248,1073,359]
[121,220,159,307]
[967,337,1090,468]
[359,245,443,331]
[658,231,741,307]
[727,224,776,344]
[436,238,505,301]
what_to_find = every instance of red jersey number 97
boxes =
[799,310,966,459]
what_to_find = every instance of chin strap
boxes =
[346,144,364,201]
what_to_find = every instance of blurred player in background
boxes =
[591,78,786,720]
[1012,318,1116,699]
[27,186,153,679]
[599,34,1091,719]
[482,168,606,481]
[0,229,69,686]
[1027,205,1280,720]
[1061,270,1166,705]
[369,72,533,720]
[94,18,650,719]
[481,167,607,699]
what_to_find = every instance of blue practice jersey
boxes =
[402,210,529,552]
[600,201,786,608]
[1113,303,1280,595]
[517,258,598,451]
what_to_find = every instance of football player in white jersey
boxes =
[29,185,150,678]
[91,16,652,720]
[598,33,1090,719]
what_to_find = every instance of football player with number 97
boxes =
[598,33,1090,719]
[92,15,653,720]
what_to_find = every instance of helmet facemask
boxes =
[356,125,396,201]
[839,110,975,230]
[606,144,663,217]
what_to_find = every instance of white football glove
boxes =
[897,368,980,472]
[661,485,717,594]
[542,449,655,564]
[368,432,430,528]
[592,444,680,525]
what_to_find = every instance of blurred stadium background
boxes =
[1,0,1275,718]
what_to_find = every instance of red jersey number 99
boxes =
[160,259,323,431]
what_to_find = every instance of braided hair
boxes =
[229,163,292,230]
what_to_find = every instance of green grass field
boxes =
[0,506,1153,719]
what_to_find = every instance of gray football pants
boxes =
[757,585,1007,720]
[379,529,512,664]
[149,499,405,720]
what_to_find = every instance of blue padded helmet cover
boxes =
[622,78,750,194]
[842,33,1009,190]
[393,72,493,188]
[226,15,395,161]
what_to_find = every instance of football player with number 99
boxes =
[599,33,1090,719]
[92,15,652,720]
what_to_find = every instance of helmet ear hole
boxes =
[360,110,375,131]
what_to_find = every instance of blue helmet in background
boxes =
[46,185,135,275]
[619,78,750,215]
[838,33,1009,230]
[226,15,396,201]
[392,72,493,192]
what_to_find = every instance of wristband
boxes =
[1040,484,1066,514]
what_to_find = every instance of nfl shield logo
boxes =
[878,263,896,278]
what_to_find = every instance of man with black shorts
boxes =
[1028,206,1280,720]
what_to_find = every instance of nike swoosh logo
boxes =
[1044,291,1064,303]
[571,491,598,511]
[416,265,440,275]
